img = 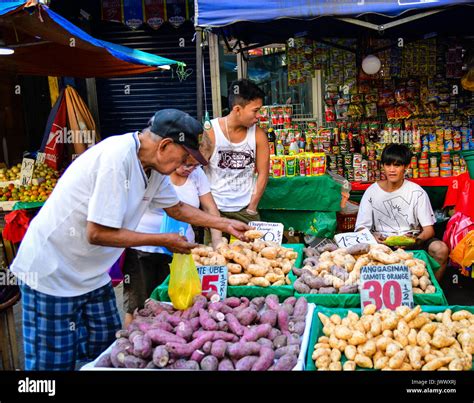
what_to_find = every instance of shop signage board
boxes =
[248,221,284,245]
[197,265,227,299]
[334,228,378,248]
[360,264,414,311]
[19,158,35,186]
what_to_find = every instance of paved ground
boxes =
[6,268,474,370]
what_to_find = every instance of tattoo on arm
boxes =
[200,130,214,160]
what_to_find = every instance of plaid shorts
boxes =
[21,282,121,371]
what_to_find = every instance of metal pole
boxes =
[196,27,203,122]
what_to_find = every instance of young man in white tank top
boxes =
[200,79,269,238]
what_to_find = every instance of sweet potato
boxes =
[217,321,229,332]
[199,309,218,331]
[288,320,306,336]
[242,324,272,342]
[345,243,370,255]
[268,328,281,341]
[146,361,158,369]
[132,333,153,359]
[273,335,287,349]
[166,333,214,357]
[153,345,170,368]
[208,301,233,314]
[294,279,311,294]
[287,333,301,346]
[129,330,144,344]
[237,307,258,326]
[210,340,228,359]
[110,344,128,368]
[277,309,290,335]
[147,329,187,345]
[272,353,298,370]
[250,296,266,311]
[218,358,235,371]
[150,321,174,333]
[224,297,241,308]
[259,310,278,327]
[227,342,261,359]
[317,244,337,253]
[225,313,246,337]
[235,356,259,371]
[175,321,194,341]
[124,355,148,369]
[293,297,308,317]
[168,359,200,370]
[274,344,300,359]
[283,296,297,307]
[95,353,112,368]
[303,257,319,267]
[233,297,250,313]
[303,247,319,257]
[144,298,174,316]
[257,338,274,349]
[192,330,239,343]
[190,295,208,317]
[190,349,206,363]
[251,347,275,371]
[202,341,212,354]
[265,294,280,310]
[135,321,153,334]
[319,287,337,294]
[339,284,359,294]
[200,355,219,371]
[292,266,303,277]
[330,265,349,281]
[115,330,129,339]
[209,310,226,322]
[115,338,133,353]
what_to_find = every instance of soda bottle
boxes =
[267,128,276,155]
[276,140,285,156]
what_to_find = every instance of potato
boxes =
[349,331,367,346]
[354,354,373,369]
[416,330,431,347]
[376,337,391,352]
[246,264,269,277]
[363,304,377,316]
[260,247,278,260]
[228,273,251,286]
[244,230,263,240]
[312,347,331,361]
[360,340,377,357]
[343,361,356,371]
[408,315,429,329]
[330,348,342,363]
[370,318,382,337]
[393,330,408,348]
[232,252,251,269]
[452,310,472,321]
[315,355,331,369]
[397,320,410,336]
[317,312,331,327]
[344,345,357,361]
[328,362,342,371]
[422,357,453,371]
[419,275,430,291]
[374,356,389,370]
[407,346,423,370]
[249,277,270,287]
[404,306,421,323]
[425,285,436,294]
[369,249,400,265]
[386,342,402,357]
[431,332,456,349]
[227,263,242,274]
[335,325,352,341]
[389,350,406,369]
[448,359,464,371]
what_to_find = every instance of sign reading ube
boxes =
[360,264,414,311]
[197,265,227,300]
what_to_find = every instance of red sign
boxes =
[44,97,67,170]
[144,0,165,30]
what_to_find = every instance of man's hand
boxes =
[161,233,197,254]
[373,232,387,244]
[224,219,252,240]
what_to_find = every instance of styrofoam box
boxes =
[81,303,315,371]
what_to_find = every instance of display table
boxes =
[258,175,342,237]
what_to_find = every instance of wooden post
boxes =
[196,27,203,122]
[208,32,222,118]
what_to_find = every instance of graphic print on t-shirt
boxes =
[369,190,430,234]
[217,149,255,170]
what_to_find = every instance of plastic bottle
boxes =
[267,128,276,155]
[289,139,299,155]
[276,140,285,156]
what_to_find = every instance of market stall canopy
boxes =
[0,1,183,77]
[195,0,474,44]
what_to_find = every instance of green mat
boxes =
[294,250,448,307]
[150,243,305,303]
[306,305,474,371]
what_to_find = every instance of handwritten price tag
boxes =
[197,265,227,299]
[360,264,414,311]
[36,152,46,165]
[248,221,284,245]
[334,228,378,248]
[19,157,35,186]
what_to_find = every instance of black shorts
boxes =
[122,248,172,314]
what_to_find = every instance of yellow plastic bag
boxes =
[168,253,202,310]
[450,230,474,269]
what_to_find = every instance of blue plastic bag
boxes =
[160,213,189,255]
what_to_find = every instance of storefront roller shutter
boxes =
[93,21,212,137]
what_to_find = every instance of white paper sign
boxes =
[334,228,378,248]
[19,157,35,186]
[36,152,46,165]
[197,265,227,299]
[360,264,414,311]
[248,221,284,245]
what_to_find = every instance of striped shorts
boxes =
[21,282,121,371]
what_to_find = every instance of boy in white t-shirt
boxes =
[355,144,449,281]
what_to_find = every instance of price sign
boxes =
[334,228,378,248]
[197,265,227,300]
[19,157,35,186]
[36,152,46,165]
[248,221,284,245]
[360,264,413,311]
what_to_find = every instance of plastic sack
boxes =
[168,253,202,310]
[108,252,125,287]
[160,213,189,256]
[2,210,30,243]
[449,230,474,275]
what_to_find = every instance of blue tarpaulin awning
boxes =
[0,1,183,77]
[195,0,473,28]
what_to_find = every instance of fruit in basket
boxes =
[384,235,416,247]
